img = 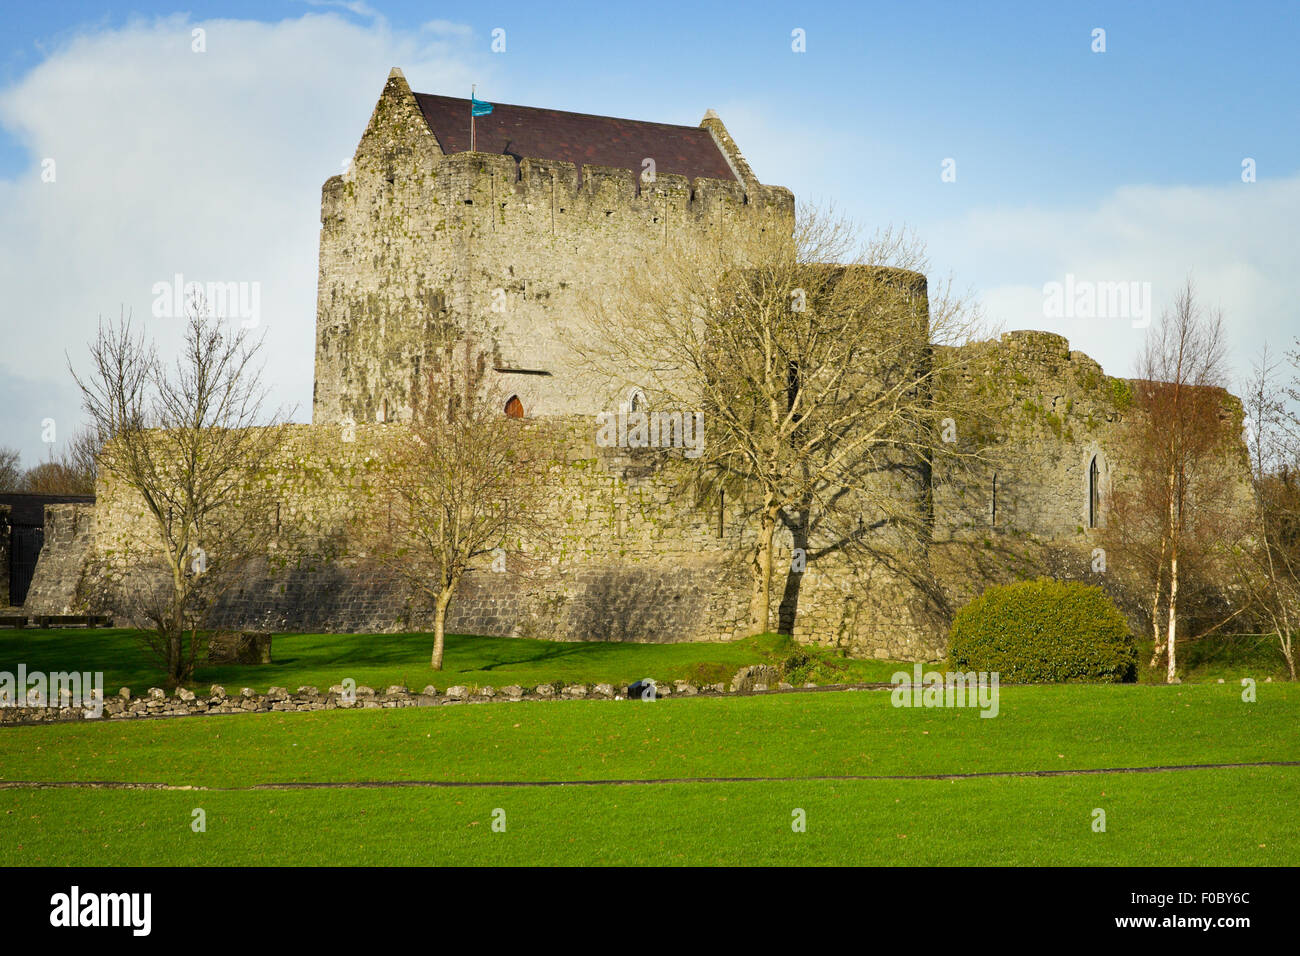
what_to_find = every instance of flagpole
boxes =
[471,83,476,152]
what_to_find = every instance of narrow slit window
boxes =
[1088,456,1100,528]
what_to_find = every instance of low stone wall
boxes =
[0,665,796,726]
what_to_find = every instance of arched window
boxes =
[504,395,524,419]
[628,389,645,413]
[1088,455,1101,528]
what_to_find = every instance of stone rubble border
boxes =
[3,664,885,727]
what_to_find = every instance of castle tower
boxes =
[312,67,794,426]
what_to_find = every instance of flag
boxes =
[471,96,493,117]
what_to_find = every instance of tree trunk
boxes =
[1165,548,1179,683]
[750,500,779,635]
[431,586,454,670]
[168,632,182,685]
[1148,537,1167,668]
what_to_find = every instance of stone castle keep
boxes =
[19,68,1248,659]
[313,68,793,427]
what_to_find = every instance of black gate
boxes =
[9,524,44,607]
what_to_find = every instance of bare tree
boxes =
[355,336,554,669]
[1112,281,1242,683]
[69,305,288,684]
[20,460,86,495]
[1234,344,1300,678]
[65,425,103,491]
[573,204,987,634]
[0,448,20,492]
[17,428,100,495]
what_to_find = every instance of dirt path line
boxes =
[2,760,1297,792]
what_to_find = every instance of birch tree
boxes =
[1235,345,1300,679]
[1115,281,1240,683]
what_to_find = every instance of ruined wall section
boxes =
[935,330,1129,541]
[22,504,96,616]
[312,70,796,427]
[930,329,1253,634]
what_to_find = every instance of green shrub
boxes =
[948,578,1137,683]
[778,648,815,685]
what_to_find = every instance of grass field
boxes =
[0,629,904,695]
[2,679,1297,865]
[0,627,1291,698]
[5,769,1292,866]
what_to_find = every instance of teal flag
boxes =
[471,96,493,117]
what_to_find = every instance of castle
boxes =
[14,69,1254,659]
[313,68,793,428]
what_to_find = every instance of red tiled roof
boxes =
[413,93,738,183]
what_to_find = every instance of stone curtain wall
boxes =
[22,504,95,615]
[312,69,795,428]
[47,414,954,657]
[78,420,757,644]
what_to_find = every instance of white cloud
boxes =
[0,12,486,465]
[300,1,384,21]
[925,175,1300,386]
[421,20,474,37]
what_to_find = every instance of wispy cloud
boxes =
[421,19,474,37]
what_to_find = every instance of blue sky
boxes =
[1,0,1297,463]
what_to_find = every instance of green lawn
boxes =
[2,683,1295,787]
[1,683,1297,865]
[4,768,1292,866]
[3,631,1295,866]
[0,628,904,695]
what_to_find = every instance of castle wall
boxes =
[312,71,795,427]
[934,330,1129,540]
[50,413,947,658]
[22,504,96,615]
[84,421,754,642]
[930,329,1254,633]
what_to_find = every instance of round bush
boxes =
[948,579,1136,683]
